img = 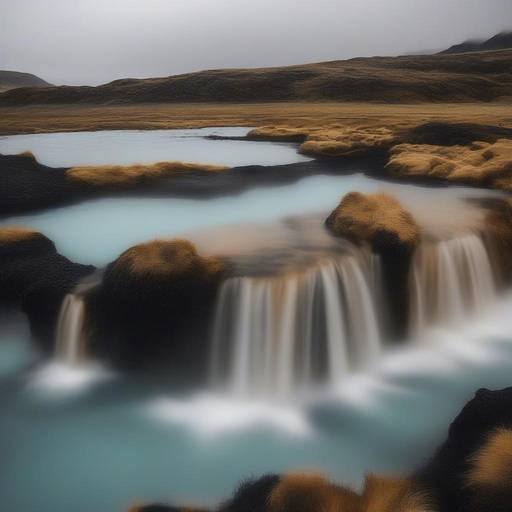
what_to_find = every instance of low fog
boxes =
[1,0,511,85]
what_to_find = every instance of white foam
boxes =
[27,361,113,396]
[147,393,312,438]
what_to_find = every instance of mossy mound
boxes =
[387,139,512,190]
[326,192,420,251]
[90,239,228,371]
[67,161,228,187]
[326,192,420,337]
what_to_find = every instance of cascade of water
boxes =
[410,233,497,334]
[54,274,101,366]
[210,251,383,396]
[55,293,87,365]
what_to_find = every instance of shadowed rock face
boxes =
[0,228,95,350]
[326,192,420,338]
[131,387,512,512]
[88,240,228,372]
[416,387,512,512]
[0,153,90,215]
[404,123,512,147]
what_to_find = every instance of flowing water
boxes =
[210,250,382,397]
[410,234,498,334]
[1,129,511,512]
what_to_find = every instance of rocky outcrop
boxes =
[0,152,230,215]
[417,387,512,512]
[326,192,421,251]
[131,387,512,512]
[326,192,420,337]
[0,227,95,350]
[0,153,88,215]
[87,239,228,372]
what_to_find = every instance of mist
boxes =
[1,0,511,85]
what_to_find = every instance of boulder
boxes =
[0,227,96,350]
[89,239,228,372]
[416,387,512,512]
[326,192,421,338]
[326,192,420,251]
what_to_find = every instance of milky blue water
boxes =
[1,299,512,512]
[1,130,511,512]
[0,127,312,167]
[0,173,499,267]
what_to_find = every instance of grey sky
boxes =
[1,0,511,86]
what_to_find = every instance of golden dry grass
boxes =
[327,192,421,248]
[300,126,397,157]
[0,102,511,136]
[361,475,434,512]
[112,239,225,279]
[268,473,361,512]
[66,161,228,186]
[387,139,512,189]
[467,429,512,488]
[250,125,397,157]
[0,227,40,244]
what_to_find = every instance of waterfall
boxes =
[56,293,87,365]
[54,272,103,365]
[210,251,383,397]
[410,233,497,334]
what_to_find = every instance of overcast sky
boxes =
[1,0,511,86]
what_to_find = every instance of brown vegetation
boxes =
[268,473,361,512]
[326,192,421,250]
[0,226,40,244]
[387,139,512,190]
[249,125,397,157]
[0,49,511,106]
[467,429,512,488]
[67,161,228,186]
[1,102,511,137]
[361,475,434,512]
[111,239,225,280]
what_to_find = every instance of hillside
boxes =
[440,31,512,55]
[0,70,52,93]
[0,49,511,106]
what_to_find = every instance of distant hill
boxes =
[0,49,511,106]
[440,31,512,54]
[0,70,52,93]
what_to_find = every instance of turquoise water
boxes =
[1,130,511,512]
[1,299,512,512]
[0,128,312,167]
[0,173,498,266]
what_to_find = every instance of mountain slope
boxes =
[0,70,52,92]
[440,31,512,54]
[0,49,511,105]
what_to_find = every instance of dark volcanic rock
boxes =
[88,240,228,373]
[0,228,95,350]
[326,192,421,337]
[417,387,512,512]
[405,122,512,146]
[0,153,92,215]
